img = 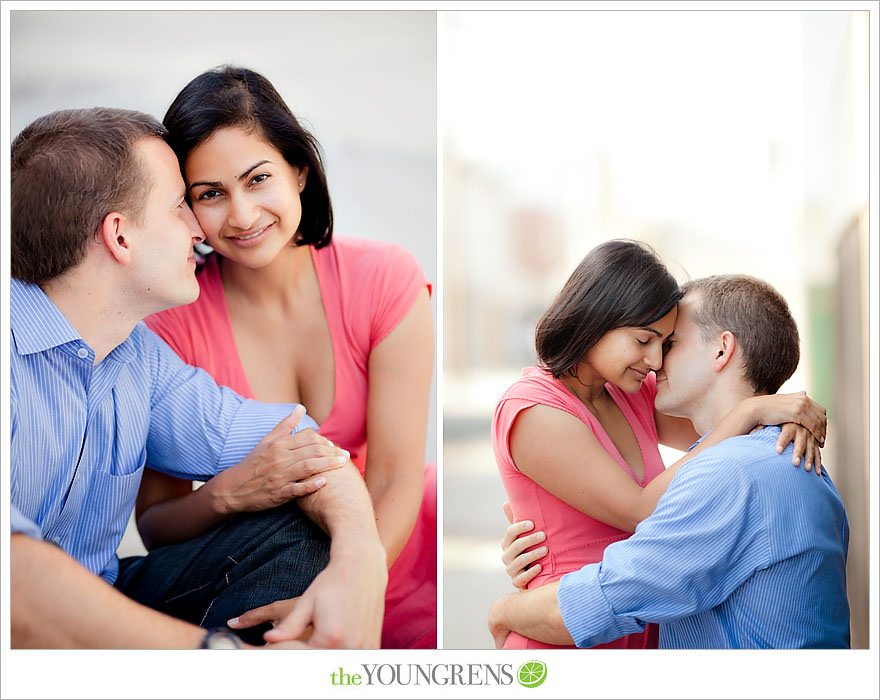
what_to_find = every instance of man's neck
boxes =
[691,379,757,437]
[40,267,141,365]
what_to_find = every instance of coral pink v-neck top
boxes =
[493,366,663,649]
[145,235,436,648]
[146,236,428,474]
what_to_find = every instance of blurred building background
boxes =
[7,9,437,556]
[442,10,871,649]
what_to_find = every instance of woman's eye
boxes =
[250,173,269,186]
[197,189,221,201]
[637,339,650,346]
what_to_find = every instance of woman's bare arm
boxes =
[363,288,434,568]
[511,391,827,534]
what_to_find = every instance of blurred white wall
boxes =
[8,9,438,463]
[442,9,871,652]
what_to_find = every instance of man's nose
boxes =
[646,343,662,370]
[180,202,205,244]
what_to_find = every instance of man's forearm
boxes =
[297,462,385,560]
[11,534,206,649]
[489,582,574,647]
[275,462,386,648]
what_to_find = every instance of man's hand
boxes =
[207,406,350,514]
[228,597,303,637]
[488,593,514,649]
[266,546,386,648]
[231,541,387,648]
[487,582,572,648]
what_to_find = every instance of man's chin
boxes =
[179,282,201,306]
[154,286,200,315]
[654,393,684,418]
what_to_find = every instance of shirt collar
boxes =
[11,277,137,363]
[11,278,82,355]
[689,431,710,452]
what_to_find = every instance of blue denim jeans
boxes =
[115,502,330,645]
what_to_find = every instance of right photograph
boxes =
[441,9,869,653]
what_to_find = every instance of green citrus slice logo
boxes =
[517,660,547,688]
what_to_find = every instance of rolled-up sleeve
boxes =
[11,503,43,540]
[557,460,769,648]
[559,562,646,646]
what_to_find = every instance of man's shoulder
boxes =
[673,428,788,491]
[683,427,842,508]
[125,322,184,369]
[695,427,788,468]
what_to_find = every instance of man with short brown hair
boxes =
[11,107,386,649]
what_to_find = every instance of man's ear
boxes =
[98,211,133,266]
[713,331,737,372]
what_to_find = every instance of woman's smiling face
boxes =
[184,126,308,268]
[582,306,677,393]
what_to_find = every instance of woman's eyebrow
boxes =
[188,179,220,191]
[188,160,272,191]
[238,160,270,181]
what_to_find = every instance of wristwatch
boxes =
[199,627,244,649]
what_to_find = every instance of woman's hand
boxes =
[206,406,350,515]
[500,502,547,590]
[746,392,827,445]
[773,423,823,474]
[744,392,826,476]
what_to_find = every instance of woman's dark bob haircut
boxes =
[535,239,681,379]
[163,65,333,248]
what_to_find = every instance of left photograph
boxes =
[8,9,437,649]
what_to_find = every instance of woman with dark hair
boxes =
[136,66,435,648]
[492,239,824,649]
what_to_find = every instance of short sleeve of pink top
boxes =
[145,235,436,649]
[492,366,662,650]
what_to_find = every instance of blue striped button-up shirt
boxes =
[11,278,318,584]
[558,427,850,648]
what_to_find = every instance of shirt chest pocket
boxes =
[106,386,151,477]
[67,461,146,574]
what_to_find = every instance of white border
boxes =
[2,2,877,699]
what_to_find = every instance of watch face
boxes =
[204,630,243,649]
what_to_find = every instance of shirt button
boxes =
[77,347,89,359]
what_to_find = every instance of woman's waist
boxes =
[527,533,631,587]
